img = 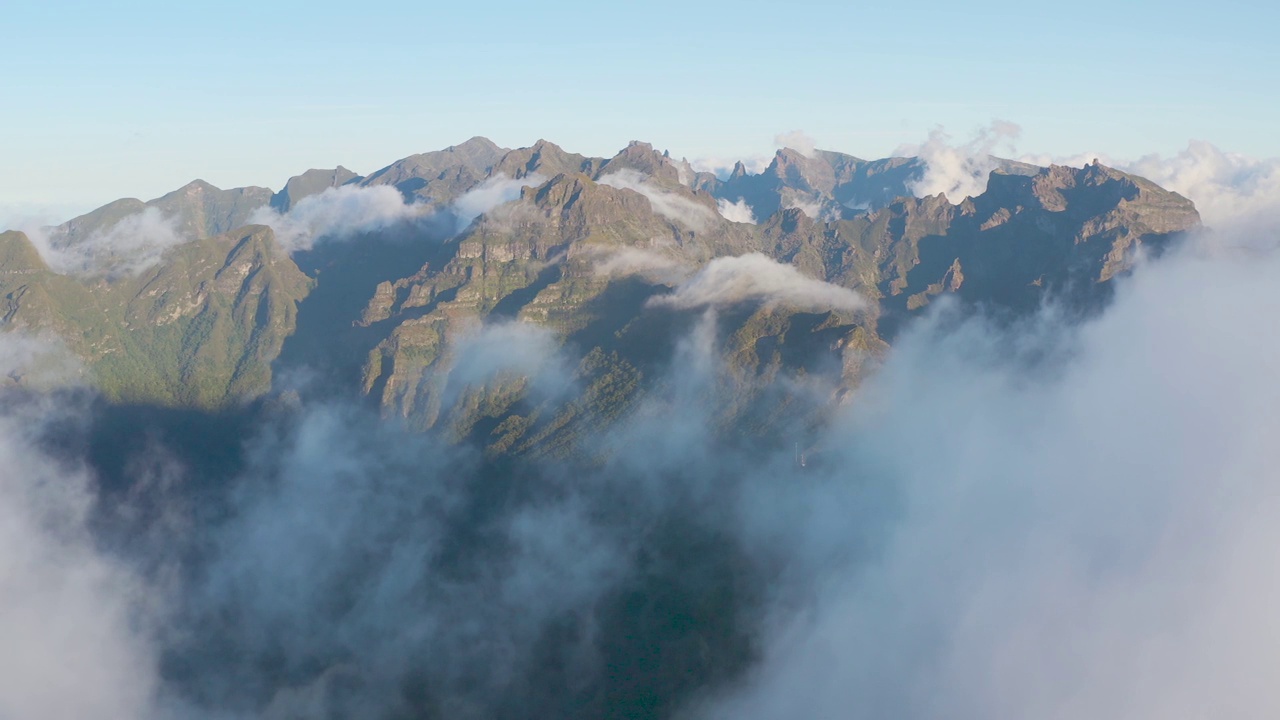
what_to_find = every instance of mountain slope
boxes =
[0,226,311,407]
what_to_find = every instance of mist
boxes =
[598,170,718,232]
[26,207,185,276]
[691,238,1280,718]
[451,173,548,234]
[649,252,867,312]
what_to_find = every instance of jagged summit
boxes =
[596,141,685,186]
[493,139,601,180]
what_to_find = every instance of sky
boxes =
[3,0,1278,223]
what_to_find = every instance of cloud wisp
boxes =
[27,207,185,276]
[597,169,718,232]
[451,173,547,234]
[587,246,693,285]
[649,253,867,313]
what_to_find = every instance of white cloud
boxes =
[1121,141,1280,232]
[774,130,818,158]
[690,155,772,180]
[1018,141,1280,236]
[451,173,547,234]
[588,246,693,285]
[781,193,826,221]
[27,207,184,276]
[0,332,83,387]
[0,336,160,720]
[716,198,757,224]
[692,239,1280,719]
[649,253,866,312]
[250,185,430,253]
[597,169,718,232]
[900,120,1022,202]
[444,319,569,396]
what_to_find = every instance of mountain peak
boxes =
[451,136,503,154]
[175,178,221,194]
[598,141,681,185]
[495,140,601,180]
[271,166,363,212]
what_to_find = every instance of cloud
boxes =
[774,130,817,159]
[901,120,1022,202]
[439,319,574,406]
[0,337,160,720]
[716,198,757,224]
[690,238,1280,719]
[27,207,184,276]
[1121,141,1280,232]
[690,155,772,180]
[250,185,432,253]
[649,253,867,312]
[588,246,693,285]
[1018,141,1280,236]
[451,173,547,234]
[781,193,827,221]
[597,169,718,232]
[0,332,83,388]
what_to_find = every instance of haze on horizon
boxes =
[4,0,1277,224]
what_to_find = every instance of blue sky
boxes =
[4,0,1277,221]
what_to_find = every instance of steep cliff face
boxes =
[881,162,1202,319]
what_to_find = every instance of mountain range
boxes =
[0,136,1200,455]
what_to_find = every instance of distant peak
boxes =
[453,136,501,152]
[180,178,220,193]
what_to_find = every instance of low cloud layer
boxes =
[692,238,1280,719]
[649,253,867,312]
[0,344,160,720]
[597,170,718,232]
[27,207,185,276]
